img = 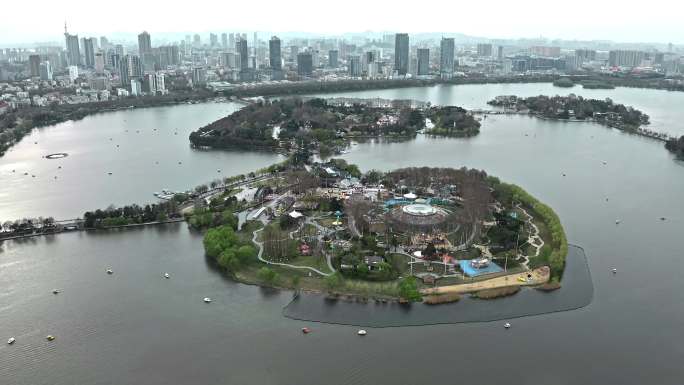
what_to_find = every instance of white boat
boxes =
[52,289,60,294]
[615,219,621,224]
[612,268,617,274]
[7,337,15,345]
[164,273,170,279]
[203,297,212,303]
[106,269,113,275]
[46,335,55,341]
[357,329,367,336]
[504,323,511,329]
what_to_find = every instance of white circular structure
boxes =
[402,203,438,217]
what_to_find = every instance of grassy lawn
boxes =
[286,254,333,274]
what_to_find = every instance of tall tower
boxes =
[394,33,409,76]
[64,22,81,66]
[440,38,455,79]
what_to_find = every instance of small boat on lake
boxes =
[203,297,212,303]
[357,330,367,336]
[301,327,311,334]
[7,337,16,345]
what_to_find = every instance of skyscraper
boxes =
[210,33,218,47]
[221,33,228,49]
[138,31,153,69]
[349,55,361,76]
[100,36,109,50]
[84,38,96,68]
[269,36,282,70]
[394,33,409,76]
[39,61,53,81]
[328,50,339,68]
[417,48,430,76]
[29,55,41,77]
[297,52,313,77]
[119,56,130,86]
[236,38,249,70]
[138,31,152,55]
[64,23,81,66]
[440,38,455,79]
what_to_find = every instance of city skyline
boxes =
[1,0,683,46]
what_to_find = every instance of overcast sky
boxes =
[1,0,681,45]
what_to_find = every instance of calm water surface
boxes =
[2,84,684,384]
[0,102,283,219]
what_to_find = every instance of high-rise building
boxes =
[269,36,282,70]
[192,67,206,86]
[119,56,130,86]
[220,52,234,68]
[236,38,249,71]
[193,34,201,47]
[297,52,313,77]
[349,55,361,76]
[477,43,493,57]
[440,38,455,79]
[115,44,125,57]
[609,50,645,67]
[39,61,53,81]
[107,52,121,71]
[29,55,41,77]
[129,55,143,78]
[328,50,339,68]
[221,33,228,49]
[229,34,235,51]
[210,33,218,47]
[94,52,105,73]
[138,31,152,55]
[84,38,96,68]
[64,23,81,66]
[130,78,141,96]
[417,48,430,76]
[100,36,109,49]
[394,33,409,76]
[497,46,504,60]
[159,45,180,67]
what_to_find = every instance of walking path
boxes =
[516,203,545,268]
[251,228,332,276]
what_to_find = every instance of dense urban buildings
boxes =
[0,26,680,111]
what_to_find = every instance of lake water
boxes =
[0,102,283,220]
[3,83,684,384]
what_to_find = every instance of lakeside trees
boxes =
[665,136,684,159]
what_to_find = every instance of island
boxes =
[189,97,480,157]
[188,161,567,303]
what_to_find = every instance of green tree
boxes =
[257,267,278,284]
[398,277,422,302]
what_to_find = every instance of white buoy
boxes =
[357,329,367,336]
[504,322,511,329]
[203,297,212,303]
[164,273,170,279]
[7,337,16,345]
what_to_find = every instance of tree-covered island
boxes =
[189,98,480,157]
[488,94,650,131]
